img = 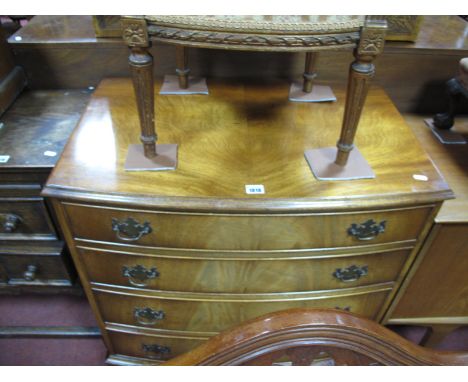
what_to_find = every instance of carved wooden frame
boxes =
[121,16,386,171]
[164,308,468,365]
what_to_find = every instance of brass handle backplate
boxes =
[347,219,386,240]
[112,217,152,242]
[1,213,22,233]
[134,307,165,325]
[333,265,368,283]
[142,344,171,359]
[122,264,159,287]
[23,265,37,281]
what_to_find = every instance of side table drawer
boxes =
[78,246,410,293]
[93,286,391,333]
[64,203,432,250]
[0,200,57,239]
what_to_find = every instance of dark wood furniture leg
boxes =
[335,20,386,166]
[302,52,317,93]
[433,77,468,130]
[176,46,190,90]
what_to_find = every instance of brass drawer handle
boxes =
[112,217,152,242]
[142,344,171,359]
[134,307,165,326]
[23,265,37,281]
[335,306,351,312]
[333,265,368,283]
[347,219,386,240]
[122,264,159,287]
[1,213,22,233]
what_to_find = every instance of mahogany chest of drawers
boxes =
[0,89,90,291]
[43,78,452,365]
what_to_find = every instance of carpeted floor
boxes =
[0,294,467,365]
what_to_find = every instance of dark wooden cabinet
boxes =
[0,26,91,292]
[0,89,91,291]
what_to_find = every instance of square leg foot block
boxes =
[289,83,336,103]
[159,74,209,95]
[124,144,178,171]
[304,146,374,180]
[424,119,466,144]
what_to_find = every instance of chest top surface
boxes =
[43,78,452,212]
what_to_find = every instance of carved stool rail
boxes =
[121,15,387,178]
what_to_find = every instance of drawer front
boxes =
[78,247,410,293]
[0,200,57,239]
[93,288,390,333]
[107,330,207,361]
[0,253,73,284]
[64,203,432,250]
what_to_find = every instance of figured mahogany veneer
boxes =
[43,78,452,364]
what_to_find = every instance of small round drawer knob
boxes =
[1,213,22,233]
[23,265,37,281]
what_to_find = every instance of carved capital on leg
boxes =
[122,17,157,158]
[335,18,386,166]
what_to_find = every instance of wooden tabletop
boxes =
[43,78,452,212]
[0,89,91,169]
[404,114,468,223]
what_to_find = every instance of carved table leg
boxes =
[304,19,386,180]
[129,46,157,158]
[176,46,190,90]
[335,20,386,166]
[289,52,335,103]
[302,52,317,93]
[122,16,177,171]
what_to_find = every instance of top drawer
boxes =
[63,203,433,250]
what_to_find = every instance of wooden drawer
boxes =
[64,203,432,250]
[107,329,207,361]
[0,199,57,239]
[0,245,73,285]
[78,246,410,293]
[93,285,391,333]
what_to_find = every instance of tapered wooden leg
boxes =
[176,46,190,89]
[129,46,157,158]
[303,52,317,93]
[334,19,387,166]
[304,19,386,180]
[334,55,374,166]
